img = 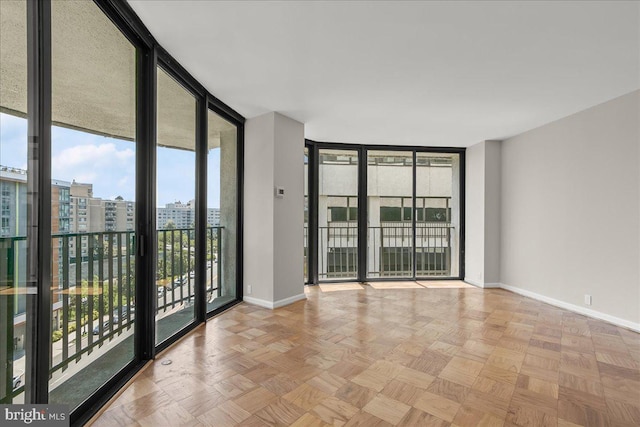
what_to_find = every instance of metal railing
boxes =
[53,230,135,376]
[368,223,452,277]
[319,226,358,279]
[155,226,221,312]
[306,223,453,280]
[0,226,221,402]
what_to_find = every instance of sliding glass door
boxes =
[0,0,244,420]
[0,0,28,404]
[49,0,137,410]
[206,109,238,313]
[155,66,197,345]
[367,151,414,278]
[415,152,461,278]
[307,143,463,282]
[317,149,359,280]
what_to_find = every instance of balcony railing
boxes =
[306,223,453,280]
[156,227,222,312]
[0,226,221,403]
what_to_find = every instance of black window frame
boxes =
[11,0,246,424]
[306,139,465,285]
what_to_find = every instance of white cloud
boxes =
[0,113,29,170]
[51,136,136,200]
[117,176,129,187]
[52,142,133,171]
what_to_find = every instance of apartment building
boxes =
[0,167,27,238]
[156,199,220,229]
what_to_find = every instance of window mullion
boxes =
[26,0,52,404]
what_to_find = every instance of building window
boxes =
[0,217,9,234]
[328,196,357,222]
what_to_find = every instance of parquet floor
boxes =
[91,282,640,426]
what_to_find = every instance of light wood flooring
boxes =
[91,282,640,426]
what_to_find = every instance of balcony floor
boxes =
[91,284,640,426]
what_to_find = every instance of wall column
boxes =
[244,112,305,308]
[464,140,501,287]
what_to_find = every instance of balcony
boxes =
[0,226,222,403]
[306,223,453,280]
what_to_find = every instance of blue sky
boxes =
[0,113,221,208]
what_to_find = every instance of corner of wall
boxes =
[465,141,486,285]
[244,112,305,308]
[483,140,501,284]
[243,113,276,302]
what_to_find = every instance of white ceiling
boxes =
[128,1,639,147]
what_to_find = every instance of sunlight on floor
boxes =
[366,281,424,289]
[317,280,476,292]
[318,283,365,292]
[417,280,474,288]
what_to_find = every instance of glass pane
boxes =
[415,153,460,277]
[367,151,414,278]
[318,150,358,280]
[49,0,136,410]
[155,67,196,343]
[0,0,28,404]
[206,110,237,312]
[303,147,309,283]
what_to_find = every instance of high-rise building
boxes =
[0,166,27,238]
[69,181,135,234]
[0,168,137,336]
[156,199,219,229]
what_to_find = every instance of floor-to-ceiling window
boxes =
[0,0,28,405]
[307,142,463,282]
[367,150,414,278]
[415,152,461,278]
[0,0,244,422]
[206,109,238,313]
[318,149,359,280]
[155,66,197,345]
[48,0,138,408]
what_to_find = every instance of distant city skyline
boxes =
[0,112,221,208]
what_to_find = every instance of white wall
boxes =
[244,112,305,308]
[244,113,275,303]
[273,114,304,301]
[501,91,640,328]
[465,142,485,285]
[465,140,501,286]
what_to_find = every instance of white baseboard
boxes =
[464,278,483,288]
[499,283,640,333]
[243,296,273,309]
[274,293,307,308]
[483,282,502,289]
[464,278,501,289]
[244,293,307,310]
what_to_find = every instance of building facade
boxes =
[0,168,137,346]
[156,199,220,229]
